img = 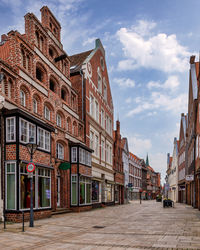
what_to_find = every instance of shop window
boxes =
[56,143,64,160]
[20,165,35,209]
[20,90,26,107]
[38,168,51,208]
[106,184,112,202]
[6,162,16,210]
[6,117,16,142]
[71,175,77,205]
[80,177,91,205]
[92,180,99,202]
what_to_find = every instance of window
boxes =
[20,90,26,107]
[36,67,43,82]
[20,118,36,143]
[6,117,15,142]
[90,95,94,117]
[101,109,104,128]
[97,69,102,93]
[61,88,66,101]
[56,114,61,127]
[6,162,16,209]
[92,180,99,202]
[101,140,104,161]
[80,177,91,205]
[71,147,77,162]
[33,98,38,114]
[106,184,112,202]
[37,127,50,152]
[38,168,51,208]
[95,101,99,122]
[44,106,50,120]
[50,79,55,92]
[100,57,104,70]
[90,131,94,150]
[71,175,77,205]
[95,135,99,157]
[109,119,112,135]
[72,122,77,136]
[104,83,107,101]
[57,143,64,160]
[67,117,71,132]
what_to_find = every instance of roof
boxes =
[69,50,93,73]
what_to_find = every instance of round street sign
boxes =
[26,163,35,173]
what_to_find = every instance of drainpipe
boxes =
[193,99,197,208]
[80,70,85,143]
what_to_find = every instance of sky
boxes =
[0,0,199,183]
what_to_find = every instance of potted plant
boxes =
[156,194,162,202]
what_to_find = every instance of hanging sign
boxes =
[186,175,194,181]
[26,163,36,173]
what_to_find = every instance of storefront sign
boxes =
[26,163,35,173]
[128,183,133,187]
[186,175,194,181]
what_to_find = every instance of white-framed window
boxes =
[103,83,107,101]
[90,95,94,117]
[56,143,64,160]
[56,114,61,127]
[71,147,77,162]
[95,135,99,157]
[109,146,112,164]
[44,106,50,121]
[109,119,112,135]
[79,176,91,205]
[106,144,109,163]
[6,117,16,142]
[71,175,77,205]
[90,131,94,150]
[20,90,26,107]
[37,127,50,152]
[19,118,36,143]
[101,109,104,128]
[33,98,38,114]
[101,140,105,161]
[95,101,99,122]
[5,161,16,210]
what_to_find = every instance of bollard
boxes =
[22,211,25,232]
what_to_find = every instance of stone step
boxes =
[51,208,72,216]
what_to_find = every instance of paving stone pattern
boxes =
[0,200,200,249]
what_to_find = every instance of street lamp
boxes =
[26,139,38,227]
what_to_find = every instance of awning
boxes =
[106,180,115,185]
[92,177,103,182]
[59,162,70,170]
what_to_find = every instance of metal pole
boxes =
[30,151,34,227]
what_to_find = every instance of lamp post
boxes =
[26,140,38,227]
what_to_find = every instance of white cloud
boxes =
[147,75,180,91]
[126,91,187,117]
[114,77,135,88]
[116,20,191,73]
[128,135,152,157]
[82,37,97,46]
[125,97,132,104]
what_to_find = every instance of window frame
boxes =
[19,118,36,144]
[71,147,77,163]
[37,127,51,152]
[56,113,62,127]
[56,143,64,160]
[6,117,16,142]
[20,90,26,107]
[5,161,16,210]
[44,106,50,121]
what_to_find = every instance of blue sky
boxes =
[0,0,198,183]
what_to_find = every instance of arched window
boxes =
[56,113,61,127]
[67,117,71,132]
[56,143,64,159]
[50,79,56,93]
[7,79,12,98]
[97,68,102,93]
[72,121,77,136]
[36,63,46,83]
[44,105,50,120]
[21,49,26,69]
[20,90,26,107]
[49,48,54,58]
[40,36,44,52]
[33,98,38,114]
[35,31,39,47]
[61,88,66,101]
[27,55,31,73]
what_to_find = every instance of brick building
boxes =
[141,159,148,200]
[128,152,142,200]
[113,120,124,204]
[178,113,187,203]
[0,6,92,222]
[122,137,129,203]
[70,39,115,207]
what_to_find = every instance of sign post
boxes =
[139,188,143,204]
[26,162,35,227]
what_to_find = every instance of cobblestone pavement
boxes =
[1,200,200,249]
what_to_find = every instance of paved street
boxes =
[0,200,200,249]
